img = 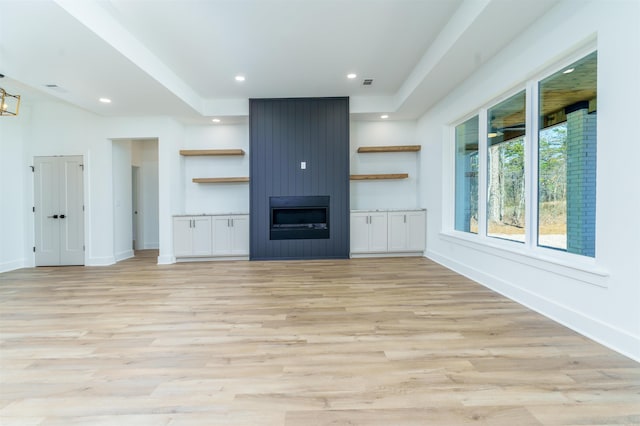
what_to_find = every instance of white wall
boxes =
[112,140,134,261]
[350,120,419,210]
[103,116,184,265]
[182,123,249,214]
[418,0,640,360]
[0,109,27,272]
[17,100,113,266]
[0,98,184,269]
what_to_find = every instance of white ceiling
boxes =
[0,0,560,123]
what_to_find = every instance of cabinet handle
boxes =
[231,219,234,227]
[404,215,406,223]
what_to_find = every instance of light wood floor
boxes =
[1,252,638,425]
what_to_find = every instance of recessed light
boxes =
[380,114,389,119]
[212,118,221,123]
[563,68,575,74]
[347,73,357,79]
[99,98,111,103]
[235,75,245,82]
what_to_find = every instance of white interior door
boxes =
[34,157,61,266]
[34,156,84,266]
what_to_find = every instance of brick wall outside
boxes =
[566,108,596,257]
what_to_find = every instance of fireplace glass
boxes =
[270,196,330,240]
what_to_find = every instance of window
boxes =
[452,51,597,258]
[454,116,479,233]
[487,91,526,243]
[538,52,597,256]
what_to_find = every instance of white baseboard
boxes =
[86,256,116,266]
[143,243,159,249]
[157,255,175,265]
[115,250,134,262]
[426,249,640,363]
[350,251,424,259]
[0,259,25,273]
[175,256,250,263]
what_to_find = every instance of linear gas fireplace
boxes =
[270,196,330,240]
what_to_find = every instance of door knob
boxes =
[59,214,66,219]
[48,214,59,219]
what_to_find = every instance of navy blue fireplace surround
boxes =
[249,97,350,260]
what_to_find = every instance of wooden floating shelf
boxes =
[350,173,409,181]
[180,149,245,156]
[192,177,250,183]
[357,145,421,153]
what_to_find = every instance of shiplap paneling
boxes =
[249,97,350,260]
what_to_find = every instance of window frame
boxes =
[444,45,604,283]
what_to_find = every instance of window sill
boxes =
[438,231,609,288]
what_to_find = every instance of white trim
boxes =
[447,47,600,269]
[350,252,424,259]
[439,231,608,287]
[524,82,535,249]
[477,108,488,238]
[114,249,134,262]
[426,249,638,363]
[0,259,26,273]
[528,77,539,251]
[175,256,250,262]
[157,255,175,265]
[86,256,116,266]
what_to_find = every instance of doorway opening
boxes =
[112,138,159,261]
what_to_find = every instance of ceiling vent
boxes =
[362,79,373,86]
[44,84,68,93]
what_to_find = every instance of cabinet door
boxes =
[388,211,426,252]
[191,216,213,256]
[405,211,426,252]
[350,213,371,253]
[173,217,194,257]
[212,216,232,255]
[387,212,408,252]
[368,212,388,252]
[230,215,250,255]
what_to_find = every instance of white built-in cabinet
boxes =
[173,216,213,257]
[173,214,249,260]
[351,209,425,257]
[350,211,388,253]
[387,210,426,253]
[212,215,249,256]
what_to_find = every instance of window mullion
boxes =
[526,81,538,249]
[478,107,488,238]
